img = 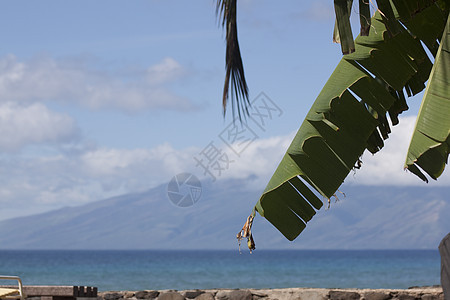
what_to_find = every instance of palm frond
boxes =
[216,0,250,121]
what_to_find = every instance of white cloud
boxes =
[1,118,448,221]
[0,55,195,112]
[0,102,78,151]
[146,57,185,86]
[0,132,292,220]
[346,116,450,186]
[218,134,293,183]
[0,154,110,220]
[204,115,450,188]
[79,144,194,186]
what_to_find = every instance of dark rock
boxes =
[409,286,441,290]
[251,291,268,299]
[228,290,253,300]
[136,291,160,299]
[148,291,160,298]
[396,294,417,300]
[252,293,268,300]
[421,294,440,300]
[214,290,252,300]
[195,292,215,300]
[329,290,360,300]
[184,290,204,299]
[364,291,391,300]
[215,291,229,300]
[103,293,124,300]
[158,292,185,300]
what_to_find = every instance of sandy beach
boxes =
[98,286,444,300]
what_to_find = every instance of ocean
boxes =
[0,250,441,291]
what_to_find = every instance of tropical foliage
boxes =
[217,0,450,248]
[216,0,250,120]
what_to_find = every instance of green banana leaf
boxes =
[333,0,355,54]
[405,14,450,182]
[254,1,449,241]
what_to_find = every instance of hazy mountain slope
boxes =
[0,179,448,249]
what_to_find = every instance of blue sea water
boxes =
[0,250,441,291]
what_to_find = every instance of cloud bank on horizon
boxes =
[0,102,448,221]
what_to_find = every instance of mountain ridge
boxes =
[0,178,448,250]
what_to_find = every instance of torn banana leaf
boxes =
[254,1,448,241]
[359,0,371,36]
[333,0,373,53]
[334,0,355,54]
[405,13,450,181]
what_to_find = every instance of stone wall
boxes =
[99,286,445,300]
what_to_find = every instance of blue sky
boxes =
[0,0,447,220]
